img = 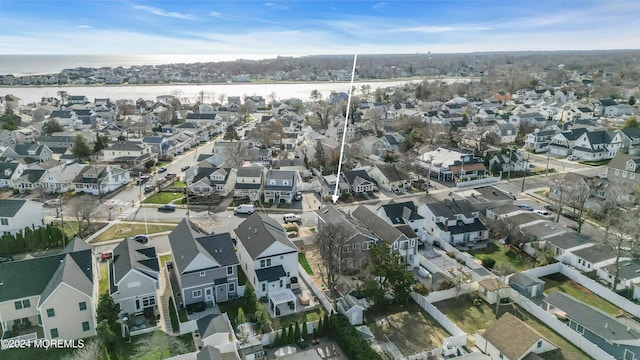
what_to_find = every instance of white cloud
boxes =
[208,11,221,17]
[132,5,194,20]
[77,25,91,29]
[264,2,289,11]
[372,2,387,11]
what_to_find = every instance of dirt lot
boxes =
[368,302,449,356]
[300,243,365,297]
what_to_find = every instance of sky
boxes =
[0,0,638,58]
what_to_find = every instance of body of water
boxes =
[0,80,432,105]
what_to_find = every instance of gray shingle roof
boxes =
[256,265,286,282]
[544,232,592,250]
[0,199,27,217]
[373,163,410,182]
[571,244,616,264]
[0,162,20,180]
[314,206,378,245]
[110,239,158,293]
[343,169,374,186]
[378,201,423,225]
[509,272,544,288]
[237,166,263,178]
[352,205,405,244]
[235,213,297,259]
[480,313,553,360]
[196,313,233,341]
[40,252,94,306]
[425,199,476,218]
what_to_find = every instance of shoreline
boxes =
[0,76,478,89]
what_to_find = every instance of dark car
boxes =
[562,212,580,221]
[158,166,167,173]
[543,205,557,212]
[181,165,190,171]
[158,204,176,212]
[133,234,148,243]
[564,224,579,231]
[144,185,156,193]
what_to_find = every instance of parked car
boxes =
[133,234,149,243]
[0,256,13,263]
[165,173,176,179]
[100,251,113,261]
[294,192,303,201]
[283,213,302,223]
[567,155,579,161]
[43,199,61,207]
[534,209,552,218]
[181,165,190,171]
[158,204,176,212]
[144,185,156,193]
[518,204,534,211]
[543,205,557,212]
[158,166,167,173]
[564,224,579,231]
[562,212,580,221]
[234,204,255,215]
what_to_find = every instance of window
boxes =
[260,258,271,268]
[615,169,620,176]
[499,353,503,359]
[50,328,59,338]
[47,308,55,318]
[363,242,370,250]
[537,340,542,348]
[227,266,233,275]
[576,323,585,334]
[14,300,30,310]
[623,171,628,178]
[200,271,206,277]
[229,283,235,292]
[192,290,202,298]
[623,349,635,360]
[261,283,266,292]
[142,296,156,307]
[279,279,283,288]
[0,218,7,226]
[82,321,90,332]
[79,302,87,311]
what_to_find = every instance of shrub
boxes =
[413,283,429,296]
[329,314,383,360]
[168,297,179,333]
[482,257,496,269]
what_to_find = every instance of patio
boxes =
[123,308,160,335]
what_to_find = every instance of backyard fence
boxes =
[410,292,467,347]
[420,282,479,304]
[298,264,334,313]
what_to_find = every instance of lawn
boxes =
[274,307,326,329]
[160,254,172,268]
[541,273,622,316]
[143,191,184,204]
[468,242,535,271]
[1,346,75,360]
[120,331,194,360]
[298,253,314,275]
[435,295,591,360]
[368,301,449,356]
[168,181,186,188]
[579,159,611,166]
[99,261,109,294]
[92,223,177,242]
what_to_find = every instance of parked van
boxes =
[283,213,302,223]
[233,204,255,215]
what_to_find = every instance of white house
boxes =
[597,259,640,291]
[367,163,411,192]
[72,165,130,196]
[570,130,622,161]
[40,163,85,194]
[0,199,44,235]
[234,213,299,316]
[418,199,488,248]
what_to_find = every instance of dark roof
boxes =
[49,110,73,118]
[544,232,592,250]
[598,98,618,107]
[608,153,640,172]
[107,141,146,151]
[544,291,640,342]
[437,217,487,234]
[0,199,27,217]
[40,252,94,306]
[13,144,48,157]
[265,169,296,180]
[0,248,92,302]
[37,135,74,143]
[235,213,297,259]
[509,272,544,288]
[394,224,417,239]
[571,244,616,264]
[0,162,19,180]
[373,163,410,182]
[237,166,263,178]
[559,128,588,141]
[169,219,238,275]
[256,265,287,282]
[620,127,640,140]
[186,113,217,120]
[196,313,233,340]
[481,313,553,360]
[352,205,405,244]
[378,200,423,225]
[601,259,640,281]
[584,131,618,146]
[313,206,378,245]
[110,238,158,293]
[342,169,374,186]
[17,169,46,183]
[425,199,476,218]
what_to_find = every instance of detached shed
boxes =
[336,294,369,326]
[477,278,510,305]
[509,273,545,298]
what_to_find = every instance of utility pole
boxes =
[521,153,530,193]
[545,141,551,176]
[185,178,190,220]
[426,155,432,195]
[507,148,513,182]
[59,196,65,247]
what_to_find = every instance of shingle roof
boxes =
[352,205,405,244]
[544,232,592,250]
[110,239,158,294]
[40,252,94,306]
[0,199,27,217]
[571,244,616,264]
[237,166,263,178]
[196,313,233,341]
[256,265,286,282]
[0,162,19,180]
[478,278,509,291]
[313,206,378,246]
[342,169,374,186]
[372,163,410,182]
[378,201,423,225]
[437,217,487,234]
[480,313,553,360]
[425,199,476,218]
[107,141,146,151]
[509,273,544,288]
[544,291,640,343]
[608,153,640,172]
[235,213,297,259]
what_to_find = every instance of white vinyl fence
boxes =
[298,264,334,313]
[410,292,467,347]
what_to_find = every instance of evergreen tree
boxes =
[42,118,64,135]
[72,134,92,161]
[281,326,289,345]
[243,285,257,321]
[322,313,330,335]
[293,321,301,342]
[274,330,281,346]
[302,321,309,340]
[236,307,247,325]
[316,317,323,337]
[94,133,107,153]
[314,140,326,172]
[287,323,295,343]
[223,124,240,141]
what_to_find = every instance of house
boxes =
[0,199,44,235]
[377,200,424,239]
[570,130,621,161]
[619,127,640,155]
[603,153,640,202]
[13,168,46,193]
[543,291,640,360]
[39,163,85,194]
[342,169,376,194]
[234,166,264,202]
[189,167,237,197]
[475,313,558,360]
[234,213,299,316]
[597,259,640,291]
[0,162,25,188]
[477,278,510,305]
[489,151,529,174]
[263,170,299,204]
[568,244,623,272]
[72,165,130,196]
[539,232,593,259]
[336,294,370,326]
[196,313,237,349]
[99,141,156,165]
[168,219,239,307]
[524,128,558,153]
[0,239,95,341]
[491,122,518,144]
[418,199,488,247]
[420,148,485,182]
[352,205,416,266]
[109,238,159,319]
[13,143,53,163]
[508,273,545,298]
[367,163,411,192]
[549,128,588,157]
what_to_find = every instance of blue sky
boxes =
[0,1,638,57]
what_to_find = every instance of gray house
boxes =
[168,219,239,308]
[109,238,159,318]
[543,291,640,360]
[508,272,545,298]
[263,170,298,204]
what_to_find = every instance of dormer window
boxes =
[283,180,289,186]
[628,161,636,171]
[269,180,276,185]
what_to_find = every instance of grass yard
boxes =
[435,295,591,360]
[1,346,75,360]
[120,331,194,360]
[541,273,622,316]
[92,223,177,242]
[579,159,611,166]
[160,254,173,268]
[143,191,184,204]
[274,307,326,329]
[298,253,314,275]
[368,302,449,356]
[468,242,535,271]
[99,261,109,294]
[168,181,186,188]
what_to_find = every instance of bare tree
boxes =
[549,176,569,223]
[609,207,639,290]
[565,178,591,233]
[68,197,102,237]
[61,339,103,360]
[316,221,362,298]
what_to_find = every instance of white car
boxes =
[534,209,553,218]
[567,155,579,161]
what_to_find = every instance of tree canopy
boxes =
[224,124,240,141]
[72,134,92,161]
[42,118,64,135]
[360,241,415,308]
[623,116,638,129]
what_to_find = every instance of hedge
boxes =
[168,297,179,333]
[329,314,382,360]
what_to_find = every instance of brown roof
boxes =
[481,313,555,360]
[450,162,486,174]
[478,278,509,291]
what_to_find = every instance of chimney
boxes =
[444,218,449,232]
